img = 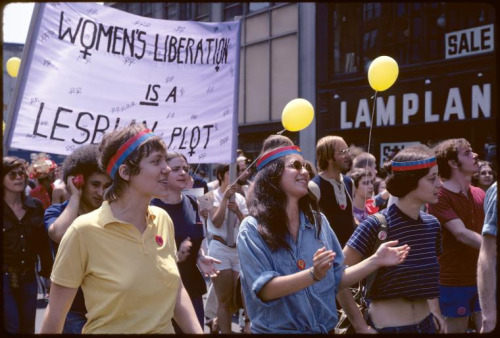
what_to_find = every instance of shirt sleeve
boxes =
[308,180,320,201]
[51,224,88,289]
[427,189,459,224]
[237,217,282,307]
[44,203,63,231]
[236,193,248,216]
[346,215,379,258]
[482,184,497,237]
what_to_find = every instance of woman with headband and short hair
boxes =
[41,124,203,334]
[236,138,410,334]
[343,144,445,333]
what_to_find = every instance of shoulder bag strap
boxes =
[364,213,388,298]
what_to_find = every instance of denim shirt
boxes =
[237,212,346,334]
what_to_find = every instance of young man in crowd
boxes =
[427,138,485,333]
[44,144,112,333]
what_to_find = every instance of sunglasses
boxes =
[288,160,312,173]
[7,170,26,180]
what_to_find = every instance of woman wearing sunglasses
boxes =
[237,142,410,333]
[3,156,53,333]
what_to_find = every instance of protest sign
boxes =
[6,3,241,164]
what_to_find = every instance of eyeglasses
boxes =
[287,160,312,173]
[7,170,26,180]
[337,149,351,156]
[171,166,190,173]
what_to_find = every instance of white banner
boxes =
[6,3,241,164]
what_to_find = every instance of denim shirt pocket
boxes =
[274,259,299,275]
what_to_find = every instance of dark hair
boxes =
[99,124,167,202]
[246,152,322,251]
[62,144,107,185]
[433,138,470,180]
[352,152,376,170]
[350,167,373,189]
[166,152,188,164]
[216,163,230,186]
[3,157,29,197]
[472,160,496,188]
[384,144,436,198]
[260,135,294,154]
[373,177,385,195]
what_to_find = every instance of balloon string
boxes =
[363,90,378,207]
[367,91,378,161]
[228,128,286,187]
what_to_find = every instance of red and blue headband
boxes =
[106,129,156,179]
[256,146,302,171]
[392,157,437,172]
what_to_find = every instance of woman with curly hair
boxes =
[236,139,410,333]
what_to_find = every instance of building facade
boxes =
[108,2,497,169]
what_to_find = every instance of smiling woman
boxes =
[40,124,204,334]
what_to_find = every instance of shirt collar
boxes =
[300,211,315,229]
[98,201,157,227]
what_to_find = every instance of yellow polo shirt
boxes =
[51,201,180,334]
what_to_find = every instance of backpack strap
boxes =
[364,213,388,298]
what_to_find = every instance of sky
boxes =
[2,2,34,44]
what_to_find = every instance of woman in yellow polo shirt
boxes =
[41,124,203,334]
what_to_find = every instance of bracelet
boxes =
[309,268,321,282]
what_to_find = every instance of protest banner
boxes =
[5,3,241,164]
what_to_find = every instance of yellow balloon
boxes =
[282,98,314,132]
[6,57,21,78]
[368,56,399,92]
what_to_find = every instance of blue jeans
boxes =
[3,272,38,333]
[63,311,87,334]
[367,313,438,334]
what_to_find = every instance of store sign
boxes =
[379,142,420,168]
[445,24,494,59]
[339,82,492,130]
[6,3,241,164]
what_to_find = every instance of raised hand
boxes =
[197,254,221,278]
[312,247,335,280]
[373,240,410,268]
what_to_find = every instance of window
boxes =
[224,3,244,21]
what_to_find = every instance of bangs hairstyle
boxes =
[3,157,29,192]
[62,144,106,185]
[99,124,166,202]
[350,167,373,189]
[384,144,436,198]
[433,138,470,180]
[316,135,345,171]
[166,151,188,163]
[246,154,321,252]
